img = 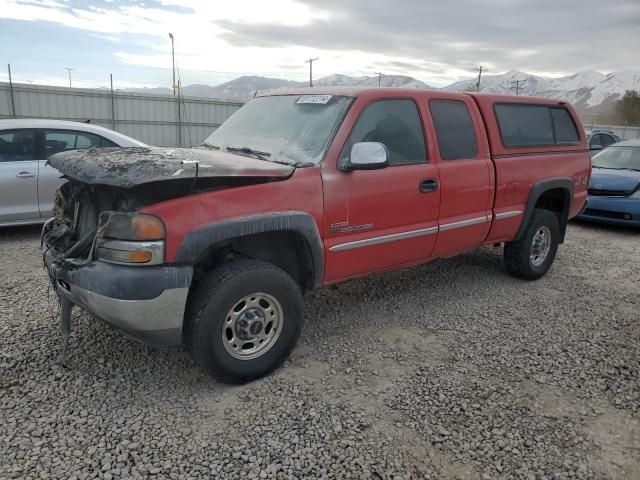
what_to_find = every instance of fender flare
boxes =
[175,212,324,287]
[514,178,574,242]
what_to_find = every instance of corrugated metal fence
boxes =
[583,124,640,140]
[0,82,243,147]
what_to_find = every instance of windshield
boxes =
[592,146,640,171]
[201,94,352,166]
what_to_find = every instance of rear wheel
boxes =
[187,259,304,384]
[504,208,560,280]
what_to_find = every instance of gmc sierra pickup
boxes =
[42,87,591,383]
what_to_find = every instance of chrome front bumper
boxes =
[43,248,193,346]
[56,280,190,345]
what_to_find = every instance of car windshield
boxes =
[200,94,352,166]
[592,146,640,171]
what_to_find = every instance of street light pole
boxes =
[64,67,74,88]
[305,57,319,87]
[375,72,383,87]
[169,33,176,96]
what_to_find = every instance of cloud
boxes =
[218,0,640,77]
[1,0,639,87]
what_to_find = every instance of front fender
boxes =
[175,211,324,287]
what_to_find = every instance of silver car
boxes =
[0,119,146,227]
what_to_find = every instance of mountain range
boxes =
[126,70,640,109]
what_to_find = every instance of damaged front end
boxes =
[42,180,194,357]
[41,146,295,357]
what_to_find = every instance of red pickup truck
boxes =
[42,87,590,383]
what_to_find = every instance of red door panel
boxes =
[324,163,440,282]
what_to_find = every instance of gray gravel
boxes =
[1,222,639,480]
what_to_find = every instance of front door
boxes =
[323,96,441,282]
[0,129,39,223]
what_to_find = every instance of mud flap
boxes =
[59,296,73,366]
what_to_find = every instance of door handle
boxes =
[419,178,438,193]
[16,171,36,178]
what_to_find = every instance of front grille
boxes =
[74,201,99,240]
[588,188,631,197]
[583,208,628,220]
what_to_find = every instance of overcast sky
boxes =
[1,0,639,89]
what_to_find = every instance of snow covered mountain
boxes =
[442,70,640,108]
[126,74,431,102]
[124,70,639,108]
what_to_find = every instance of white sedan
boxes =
[0,119,146,227]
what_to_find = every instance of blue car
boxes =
[577,139,640,228]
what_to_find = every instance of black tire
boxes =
[186,259,304,384]
[504,208,560,280]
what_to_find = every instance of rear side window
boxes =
[600,134,616,147]
[0,129,35,162]
[495,104,580,147]
[550,108,579,144]
[44,130,116,157]
[429,99,478,160]
[344,99,427,166]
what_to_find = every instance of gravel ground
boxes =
[1,222,638,480]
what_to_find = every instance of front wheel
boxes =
[187,259,304,384]
[504,208,560,280]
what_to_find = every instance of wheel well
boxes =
[191,230,316,293]
[534,188,571,241]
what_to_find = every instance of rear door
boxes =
[322,95,441,281]
[38,129,116,218]
[426,95,494,256]
[0,129,39,223]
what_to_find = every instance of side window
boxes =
[550,108,579,144]
[429,99,478,160]
[495,104,554,147]
[344,99,426,166]
[0,129,35,162]
[44,130,103,157]
[600,134,615,147]
[590,134,603,148]
[495,104,581,148]
[98,136,118,148]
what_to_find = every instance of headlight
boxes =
[98,212,165,240]
[96,212,165,265]
[632,189,640,199]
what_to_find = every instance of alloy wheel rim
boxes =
[222,292,283,360]
[530,226,552,267]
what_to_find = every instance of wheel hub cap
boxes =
[530,226,552,267]
[222,293,283,360]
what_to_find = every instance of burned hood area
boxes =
[48,146,294,188]
[43,146,294,261]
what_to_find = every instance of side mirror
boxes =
[339,142,389,171]
[590,144,603,151]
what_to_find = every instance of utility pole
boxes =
[64,67,74,88]
[7,64,16,118]
[474,66,487,92]
[305,57,319,87]
[375,72,383,87]
[169,33,176,95]
[511,79,526,95]
[110,74,116,130]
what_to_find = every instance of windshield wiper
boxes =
[225,146,314,168]
[199,142,220,150]
[226,146,271,160]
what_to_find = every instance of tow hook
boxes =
[59,296,73,366]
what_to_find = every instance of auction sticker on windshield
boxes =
[296,95,333,105]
